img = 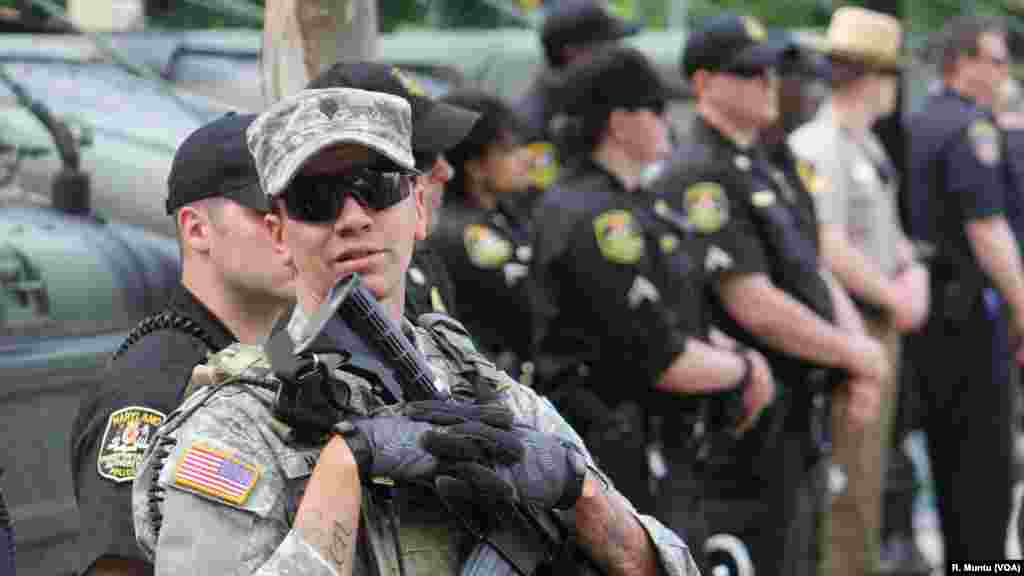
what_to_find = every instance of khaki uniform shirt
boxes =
[132,310,698,576]
[789,103,906,275]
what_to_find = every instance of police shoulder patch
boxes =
[526,141,559,190]
[968,119,1001,166]
[463,224,512,269]
[593,209,644,264]
[174,442,261,506]
[97,406,167,483]
[685,182,729,234]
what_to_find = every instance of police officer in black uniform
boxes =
[516,0,642,193]
[70,113,295,576]
[306,62,480,320]
[906,16,1023,561]
[429,89,536,377]
[652,14,889,576]
[531,45,776,529]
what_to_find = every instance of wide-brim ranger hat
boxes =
[682,13,799,78]
[556,45,690,116]
[247,87,421,199]
[307,62,480,157]
[817,6,907,73]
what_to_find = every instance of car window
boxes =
[169,50,265,111]
[0,59,220,146]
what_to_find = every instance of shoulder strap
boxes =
[112,310,221,362]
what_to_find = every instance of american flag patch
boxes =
[174,444,260,505]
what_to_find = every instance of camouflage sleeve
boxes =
[132,388,338,576]
[499,378,700,576]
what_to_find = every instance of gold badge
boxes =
[593,210,644,264]
[464,224,512,269]
[526,141,559,190]
[390,67,427,98]
[968,119,1000,166]
[97,406,166,483]
[797,159,827,194]
[685,182,729,234]
[742,16,767,41]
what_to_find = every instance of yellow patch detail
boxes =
[526,141,559,190]
[660,234,679,254]
[742,16,767,41]
[796,159,827,194]
[685,182,729,234]
[391,67,427,98]
[430,286,448,313]
[463,224,512,269]
[593,210,644,264]
[968,119,1000,166]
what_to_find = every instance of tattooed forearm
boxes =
[296,510,357,575]
[328,519,355,567]
[572,473,659,576]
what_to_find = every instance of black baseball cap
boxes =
[556,46,689,116]
[541,0,642,66]
[307,61,480,160]
[165,112,269,214]
[682,13,799,79]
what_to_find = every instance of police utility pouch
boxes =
[270,274,598,576]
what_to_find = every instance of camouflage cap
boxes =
[247,87,419,198]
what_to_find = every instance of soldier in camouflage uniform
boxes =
[306,62,480,319]
[132,87,698,576]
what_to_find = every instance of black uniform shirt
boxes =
[532,158,704,407]
[654,117,833,374]
[404,243,457,320]
[908,90,1013,288]
[71,284,235,571]
[432,200,534,361]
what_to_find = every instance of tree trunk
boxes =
[262,0,378,105]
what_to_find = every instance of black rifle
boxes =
[272,274,594,576]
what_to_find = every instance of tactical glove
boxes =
[425,421,589,510]
[499,426,588,510]
[333,400,524,499]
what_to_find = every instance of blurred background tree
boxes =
[1,0,1021,44]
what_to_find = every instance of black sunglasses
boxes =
[282,169,411,223]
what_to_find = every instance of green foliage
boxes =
[685,0,829,28]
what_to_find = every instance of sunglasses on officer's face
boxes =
[281,169,411,223]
